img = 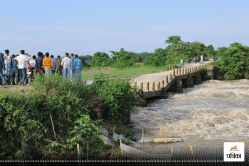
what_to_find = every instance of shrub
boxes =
[0,73,104,160]
[92,73,142,126]
[216,43,249,80]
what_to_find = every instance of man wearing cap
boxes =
[3,49,11,84]
[0,52,6,85]
[72,54,83,82]
[14,50,31,85]
[61,53,72,81]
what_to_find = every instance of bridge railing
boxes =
[131,65,205,93]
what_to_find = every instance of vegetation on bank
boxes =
[80,36,217,71]
[211,42,249,80]
[0,73,141,160]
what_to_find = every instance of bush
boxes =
[0,73,104,160]
[92,73,142,126]
[216,43,249,80]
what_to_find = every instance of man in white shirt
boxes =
[25,53,32,85]
[61,53,72,81]
[14,50,31,85]
[28,55,36,82]
[181,59,184,68]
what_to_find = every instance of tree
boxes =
[91,52,111,67]
[165,36,181,44]
[78,56,90,68]
[218,42,249,80]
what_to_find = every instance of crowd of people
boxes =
[0,49,83,85]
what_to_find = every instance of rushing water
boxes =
[130,79,249,146]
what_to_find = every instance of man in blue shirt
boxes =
[0,52,6,85]
[10,54,18,85]
[72,54,83,82]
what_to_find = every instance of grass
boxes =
[81,64,168,80]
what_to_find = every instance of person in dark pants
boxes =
[56,56,62,75]
[14,50,31,85]
[10,54,18,85]
[0,52,6,85]
[50,55,56,73]
[35,52,45,73]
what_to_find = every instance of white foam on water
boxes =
[130,80,249,144]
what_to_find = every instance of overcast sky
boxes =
[0,0,248,56]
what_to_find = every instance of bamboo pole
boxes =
[50,114,56,140]
[44,138,66,148]
[159,121,163,138]
[142,129,144,144]
[77,143,80,160]
[57,135,64,142]
[170,146,173,161]
[188,143,195,160]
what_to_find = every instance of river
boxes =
[130,79,249,147]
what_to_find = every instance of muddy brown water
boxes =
[130,79,249,147]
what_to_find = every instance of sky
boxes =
[0,0,248,57]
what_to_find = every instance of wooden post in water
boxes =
[77,143,80,161]
[189,143,195,160]
[142,129,144,144]
[159,121,163,138]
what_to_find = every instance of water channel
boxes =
[130,79,249,147]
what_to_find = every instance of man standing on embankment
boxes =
[0,52,6,85]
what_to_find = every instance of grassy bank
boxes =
[82,63,177,80]
[0,73,140,160]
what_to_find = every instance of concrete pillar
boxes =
[176,80,183,93]
[187,77,193,87]
[139,82,143,90]
[155,82,160,90]
[149,82,155,91]
[134,82,137,88]
[143,82,149,92]
[160,80,164,89]
[193,75,201,85]
[182,79,188,88]
[179,68,181,75]
[173,70,175,76]
[185,68,187,74]
[169,74,172,82]
[165,76,169,85]
[182,68,185,75]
